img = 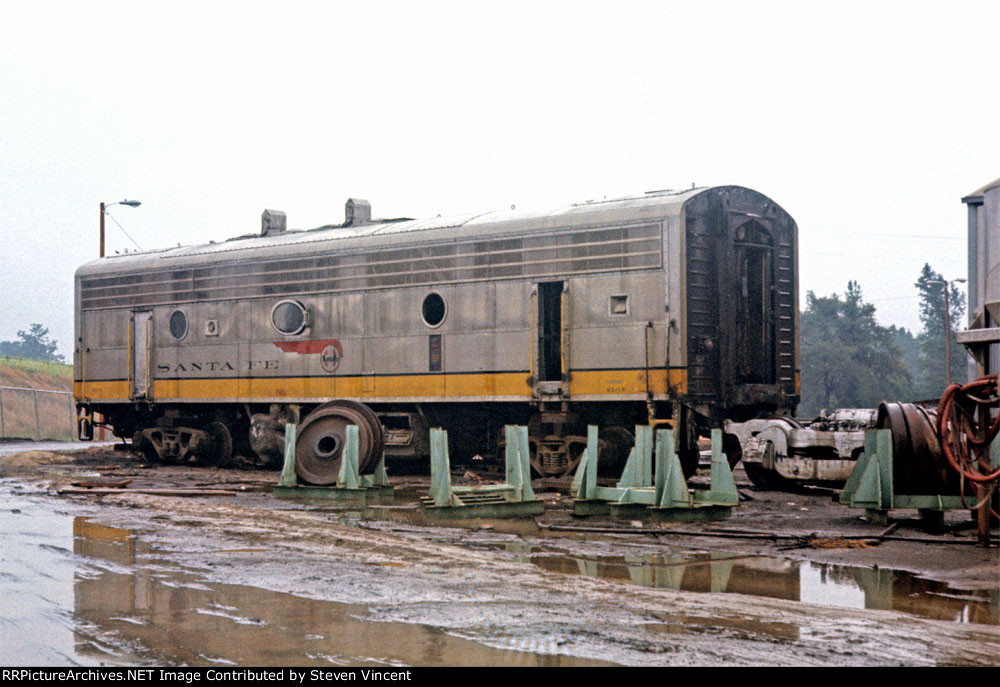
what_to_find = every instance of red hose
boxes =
[935,375,1000,485]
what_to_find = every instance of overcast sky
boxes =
[2,1,997,359]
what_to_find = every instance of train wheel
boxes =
[133,431,158,463]
[597,426,633,477]
[198,421,234,468]
[295,400,384,485]
[723,433,743,470]
[743,462,793,491]
[679,447,700,480]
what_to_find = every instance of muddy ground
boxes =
[2,443,998,667]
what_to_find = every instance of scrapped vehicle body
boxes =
[74,186,799,479]
[725,409,876,489]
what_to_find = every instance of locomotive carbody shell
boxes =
[74,185,799,471]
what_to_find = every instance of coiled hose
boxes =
[936,374,1000,517]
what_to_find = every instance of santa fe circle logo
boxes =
[321,342,342,373]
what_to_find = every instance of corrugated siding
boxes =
[684,224,719,398]
[775,237,796,391]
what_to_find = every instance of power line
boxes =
[868,295,922,303]
[817,231,964,241]
[104,211,144,251]
[804,251,963,263]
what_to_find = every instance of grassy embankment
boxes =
[0,357,75,440]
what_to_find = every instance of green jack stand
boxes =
[420,425,544,519]
[839,428,998,525]
[273,423,394,504]
[572,426,738,522]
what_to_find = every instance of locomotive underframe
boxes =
[82,391,788,479]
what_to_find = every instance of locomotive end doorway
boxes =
[732,220,775,385]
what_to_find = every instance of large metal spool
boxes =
[294,400,384,486]
[876,401,958,495]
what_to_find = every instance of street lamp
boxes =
[927,277,967,385]
[100,199,142,257]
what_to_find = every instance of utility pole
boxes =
[927,277,966,386]
[99,199,142,257]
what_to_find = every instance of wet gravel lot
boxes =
[1,443,997,666]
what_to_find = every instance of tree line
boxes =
[798,263,968,417]
[0,324,66,364]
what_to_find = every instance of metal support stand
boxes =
[839,428,997,535]
[273,423,393,504]
[572,426,738,521]
[421,425,544,519]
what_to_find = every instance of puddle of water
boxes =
[0,483,607,666]
[515,547,999,625]
[315,503,543,538]
[283,494,999,627]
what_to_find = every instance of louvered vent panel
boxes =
[81,223,662,310]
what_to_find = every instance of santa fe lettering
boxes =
[155,360,279,374]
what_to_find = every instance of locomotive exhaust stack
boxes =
[345,198,371,226]
[260,209,287,236]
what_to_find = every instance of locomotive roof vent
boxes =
[261,209,287,236]
[345,198,371,226]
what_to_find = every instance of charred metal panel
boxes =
[683,197,722,399]
[684,187,797,411]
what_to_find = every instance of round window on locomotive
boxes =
[421,292,446,328]
[271,300,308,335]
[168,309,188,341]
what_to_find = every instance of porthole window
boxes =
[168,309,188,340]
[271,300,308,335]
[421,292,446,328]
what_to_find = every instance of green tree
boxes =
[914,264,967,399]
[799,282,912,416]
[0,324,65,363]
[888,324,920,398]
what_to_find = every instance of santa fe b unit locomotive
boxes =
[74,186,799,480]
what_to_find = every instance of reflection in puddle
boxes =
[68,518,605,666]
[329,502,543,537]
[523,548,999,625]
[298,499,999,628]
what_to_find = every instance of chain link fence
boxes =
[0,384,77,441]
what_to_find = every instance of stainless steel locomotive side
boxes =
[74,185,799,477]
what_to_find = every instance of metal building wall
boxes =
[960,177,1000,377]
